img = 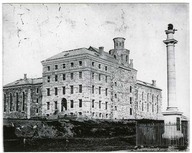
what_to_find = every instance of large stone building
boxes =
[3,37,162,120]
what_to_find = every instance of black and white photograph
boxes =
[2,2,190,152]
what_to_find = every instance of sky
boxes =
[2,3,189,117]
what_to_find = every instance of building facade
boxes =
[3,75,42,119]
[3,37,162,120]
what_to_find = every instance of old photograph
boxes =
[2,3,189,152]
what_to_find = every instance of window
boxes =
[63,74,66,80]
[152,94,154,102]
[105,102,108,110]
[70,86,73,94]
[22,92,25,111]
[71,62,74,67]
[36,109,39,114]
[105,76,107,83]
[71,73,73,80]
[16,93,19,111]
[99,101,101,109]
[47,88,50,96]
[92,85,94,94]
[36,98,39,103]
[79,72,82,79]
[176,117,180,131]
[92,72,94,79]
[121,54,123,61]
[130,86,132,93]
[55,75,58,81]
[99,87,101,94]
[147,93,149,101]
[79,112,82,116]
[62,86,65,95]
[92,62,94,66]
[36,88,39,93]
[63,64,65,69]
[47,66,50,71]
[61,98,67,111]
[114,55,116,59]
[115,94,117,98]
[98,64,101,69]
[47,76,50,82]
[99,74,101,81]
[106,114,108,118]
[115,82,117,86]
[55,87,58,95]
[142,102,144,111]
[152,104,154,112]
[55,65,58,70]
[79,61,82,66]
[130,108,132,115]
[130,97,132,104]
[157,104,159,113]
[4,94,6,112]
[126,55,128,62]
[47,102,50,110]
[142,92,144,100]
[105,66,107,71]
[70,100,74,108]
[79,85,82,93]
[79,99,82,108]
[105,88,108,96]
[147,103,149,112]
[115,106,117,111]
[55,101,58,109]
[99,113,102,117]
[92,100,94,108]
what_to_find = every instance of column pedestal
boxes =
[162,111,183,139]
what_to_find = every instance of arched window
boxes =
[22,92,25,111]
[126,55,128,62]
[4,94,6,112]
[61,98,67,111]
[152,94,154,102]
[10,93,13,111]
[16,93,19,111]
[147,93,149,101]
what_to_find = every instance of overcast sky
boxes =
[3,3,189,117]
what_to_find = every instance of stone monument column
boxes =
[162,24,183,139]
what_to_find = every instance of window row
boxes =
[47,99,83,110]
[92,112,110,118]
[91,100,109,110]
[47,61,83,71]
[91,73,108,83]
[47,86,108,96]
[141,92,159,103]
[4,92,25,112]
[47,72,83,82]
[91,62,108,71]
[141,102,159,113]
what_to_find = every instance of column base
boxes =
[162,109,183,139]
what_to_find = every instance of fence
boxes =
[136,121,188,147]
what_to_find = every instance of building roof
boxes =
[43,46,115,62]
[4,77,42,88]
[136,80,162,90]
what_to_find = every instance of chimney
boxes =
[99,46,104,54]
[24,74,27,80]
[152,80,156,86]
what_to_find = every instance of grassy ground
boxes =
[4,136,135,152]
